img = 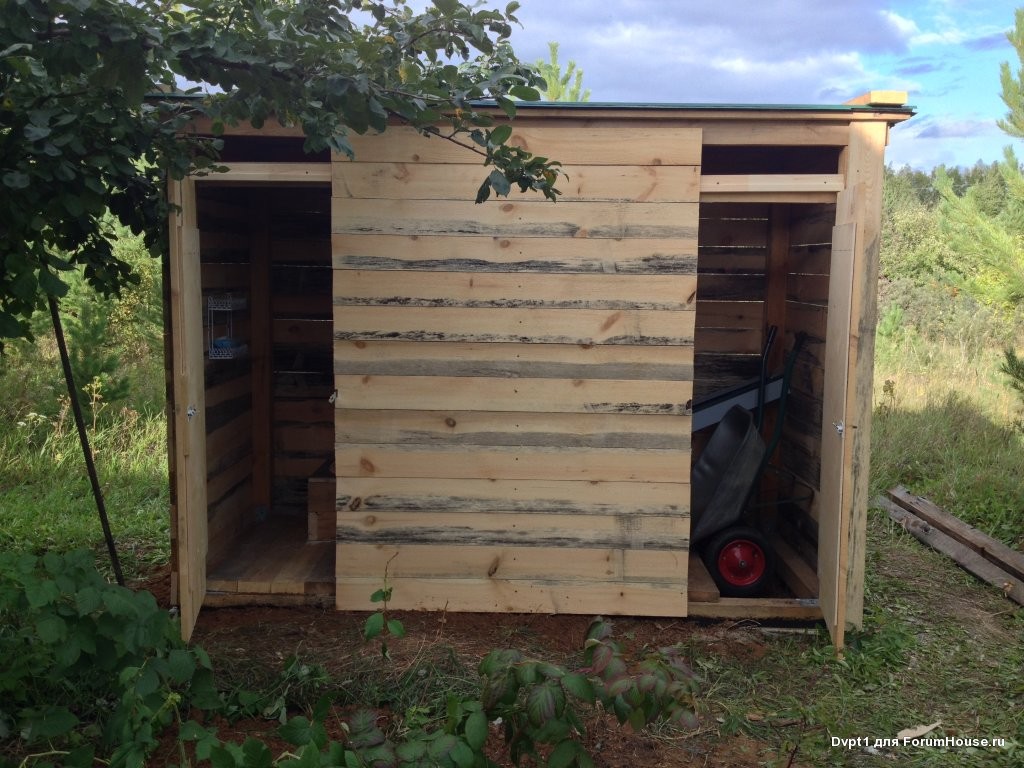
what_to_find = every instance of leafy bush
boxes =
[0,549,219,768]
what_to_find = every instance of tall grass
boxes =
[0,403,170,577]
[871,331,1024,548]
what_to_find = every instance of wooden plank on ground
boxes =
[887,487,1024,583]
[877,496,1024,605]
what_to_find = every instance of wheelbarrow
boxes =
[689,331,807,597]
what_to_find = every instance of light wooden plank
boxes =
[332,271,697,311]
[686,597,821,620]
[337,512,688,548]
[338,544,686,582]
[700,191,838,204]
[333,306,695,346]
[332,199,699,239]
[334,340,694,381]
[339,124,703,166]
[335,577,687,616]
[335,375,692,415]
[332,234,697,274]
[336,409,690,449]
[207,162,332,183]
[335,444,690,483]
[844,90,908,107]
[700,174,844,194]
[335,477,690,516]
[334,163,701,203]
[818,218,856,648]
[701,122,850,147]
[841,122,891,638]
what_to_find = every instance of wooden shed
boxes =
[166,92,913,647]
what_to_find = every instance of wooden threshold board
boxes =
[207,517,335,599]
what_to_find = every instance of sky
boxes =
[490,0,1023,171]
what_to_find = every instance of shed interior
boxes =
[192,181,336,600]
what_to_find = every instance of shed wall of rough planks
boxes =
[331,121,699,614]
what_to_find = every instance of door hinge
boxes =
[833,420,845,437]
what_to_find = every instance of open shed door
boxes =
[168,178,208,641]
[818,215,857,649]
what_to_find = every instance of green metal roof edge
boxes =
[507,100,916,114]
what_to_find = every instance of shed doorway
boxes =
[190,182,335,605]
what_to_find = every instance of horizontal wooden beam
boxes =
[193,163,331,183]
[700,174,844,194]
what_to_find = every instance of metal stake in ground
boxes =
[47,293,125,586]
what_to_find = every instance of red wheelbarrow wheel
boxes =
[701,526,775,598]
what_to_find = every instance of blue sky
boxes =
[495,0,1022,170]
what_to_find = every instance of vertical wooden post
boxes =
[250,193,273,519]
[839,121,889,631]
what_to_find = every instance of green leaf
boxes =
[395,740,427,761]
[546,739,579,768]
[451,739,475,768]
[489,124,513,146]
[168,648,196,683]
[526,683,557,726]
[475,178,491,204]
[28,707,78,739]
[510,85,542,102]
[464,709,488,750]
[363,611,384,640]
[2,171,30,189]
[209,745,239,768]
[24,579,59,608]
[369,587,391,603]
[488,169,511,197]
[34,614,67,644]
[562,673,596,704]
[386,618,405,638]
[278,715,328,748]
[433,0,461,15]
[241,738,273,768]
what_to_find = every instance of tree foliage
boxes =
[534,41,590,102]
[0,0,560,344]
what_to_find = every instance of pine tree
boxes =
[534,42,591,102]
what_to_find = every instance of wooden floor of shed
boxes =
[203,519,821,620]
[206,517,334,605]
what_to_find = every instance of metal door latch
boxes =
[833,420,845,436]
[186,405,197,422]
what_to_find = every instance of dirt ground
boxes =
[137,567,809,767]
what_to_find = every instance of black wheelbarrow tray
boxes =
[689,404,774,597]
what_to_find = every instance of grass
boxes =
[0,407,170,578]
[872,333,1024,548]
